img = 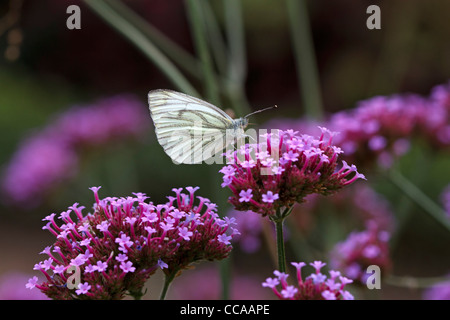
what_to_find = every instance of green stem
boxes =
[200,1,228,77]
[219,258,231,300]
[271,206,294,273]
[224,0,246,86]
[83,0,198,96]
[223,0,251,117]
[385,274,450,289]
[286,0,324,120]
[129,287,146,300]
[185,0,220,105]
[388,150,430,251]
[103,0,201,78]
[388,169,450,233]
[209,166,232,300]
[286,218,314,262]
[159,270,178,300]
[274,217,287,273]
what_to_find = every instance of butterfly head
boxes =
[235,117,249,129]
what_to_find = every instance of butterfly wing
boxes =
[148,89,235,164]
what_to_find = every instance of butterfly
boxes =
[148,89,275,164]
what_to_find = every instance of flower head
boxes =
[220,128,365,217]
[1,95,149,208]
[441,184,450,219]
[329,221,391,284]
[262,261,354,300]
[423,277,450,300]
[262,81,450,172]
[28,186,237,300]
[227,209,263,253]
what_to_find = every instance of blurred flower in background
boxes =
[168,266,273,300]
[1,95,149,209]
[228,209,263,254]
[229,184,395,257]
[422,277,450,300]
[441,185,450,218]
[291,184,395,233]
[263,82,450,172]
[262,261,354,300]
[329,221,391,285]
[0,272,48,300]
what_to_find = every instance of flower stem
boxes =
[83,0,198,96]
[385,274,450,289]
[274,217,286,273]
[159,270,178,300]
[271,206,294,273]
[388,169,450,233]
[129,287,146,300]
[103,0,201,79]
[286,0,323,119]
[185,0,220,105]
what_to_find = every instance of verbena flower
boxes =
[329,221,391,284]
[328,94,426,168]
[425,82,450,147]
[262,261,354,300]
[0,272,49,300]
[422,277,450,300]
[1,95,148,208]
[27,186,237,300]
[291,184,395,233]
[228,209,264,253]
[441,184,450,218]
[262,81,450,170]
[220,127,365,217]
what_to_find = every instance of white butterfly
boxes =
[148,89,273,164]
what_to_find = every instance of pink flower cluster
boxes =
[441,184,450,218]
[295,184,395,232]
[329,221,391,284]
[262,81,450,170]
[423,277,450,300]
[1,95,149,208]
[329,94,423,168]
[262,261,354,300]
[27,186,237,299]
[227,209,264,253]
[220,128,365,217]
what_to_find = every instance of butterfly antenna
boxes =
[244,105,278,118]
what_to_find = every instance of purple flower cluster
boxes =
[350,185,395,232]
[329,221,391,284]
[1,95,149,208]
[263,81,450,170]
[262,261,354,300]
[425,83,450,147]
[441,184,450,218]
[0,272,49,300]
[228,210,264,253]
[27,186,237,299]
[292,184,395,232]
[329,94,422,168]
[423,278,450,300]
[220,128,365,217]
